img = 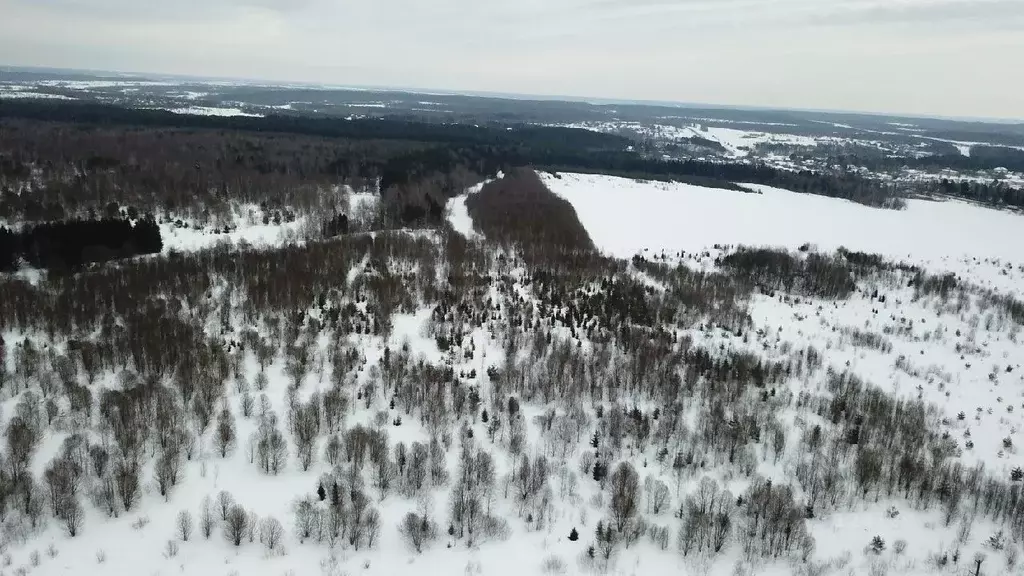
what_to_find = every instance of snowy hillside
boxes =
[4,168,1024,576]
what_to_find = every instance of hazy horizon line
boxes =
[3,64,1023,126]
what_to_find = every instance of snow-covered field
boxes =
[541,172,1024,295]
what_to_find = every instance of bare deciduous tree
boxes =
[400,511,436,553]
[217,490,235,521]
[215,408,237,457]
[200,497,216,539]
[260,516,284,552]
[609,462,640,532]
[61,496,84,537]
[224,504,248,546]
[177,510,194,541]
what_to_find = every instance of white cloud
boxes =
[0,0,1021,119]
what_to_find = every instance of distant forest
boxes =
[822,146,1024,209]
[1,100,911,217]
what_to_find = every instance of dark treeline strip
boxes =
[0,100,630,154]
[914,146,1024,173]
[0,217,162,271]
[921,179,1024,210]
[1,101,906,218]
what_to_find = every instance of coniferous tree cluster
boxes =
[0,217,162,271]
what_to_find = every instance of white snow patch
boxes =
[160,209,307,253]
[166,106,264,118]
[445,179,494,239]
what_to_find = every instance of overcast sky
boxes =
[1,0,1022,119]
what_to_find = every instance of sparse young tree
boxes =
[215,407,237,458]
[200,497,216,539]
[246,510,259,543]
[61,496,84,537]
[241,392,255,418]
[292,401,320,471]
[156,447,182,499]
[177,510,194,541]
[645,475,670,515]
[254,417,288,474]
[324,434,344,466]
[364,508,382,548]
[294,497,318,542]
[217,490,235,521]
[375,456,398,499]
[407,441,429,493]
[114,460,140,511]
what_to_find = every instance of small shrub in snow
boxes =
[29,550,39,567]
[886,506,899,519]
[869,536,885,555]
[46,544,57,558]
[164,540,179,558]
[541,555,567,575]
[867,561,888,576]
[988,530,1006,551]
[131,516,150,531]
[730,560,751,576]
[893,539,907,555]
[96,549,107,564]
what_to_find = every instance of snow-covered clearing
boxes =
[159,206,308,253]
[445,176,500,239]
[541,172,1024,294]
[698,126,818,155]
[0,92,76,100]
[166,106,264,118]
